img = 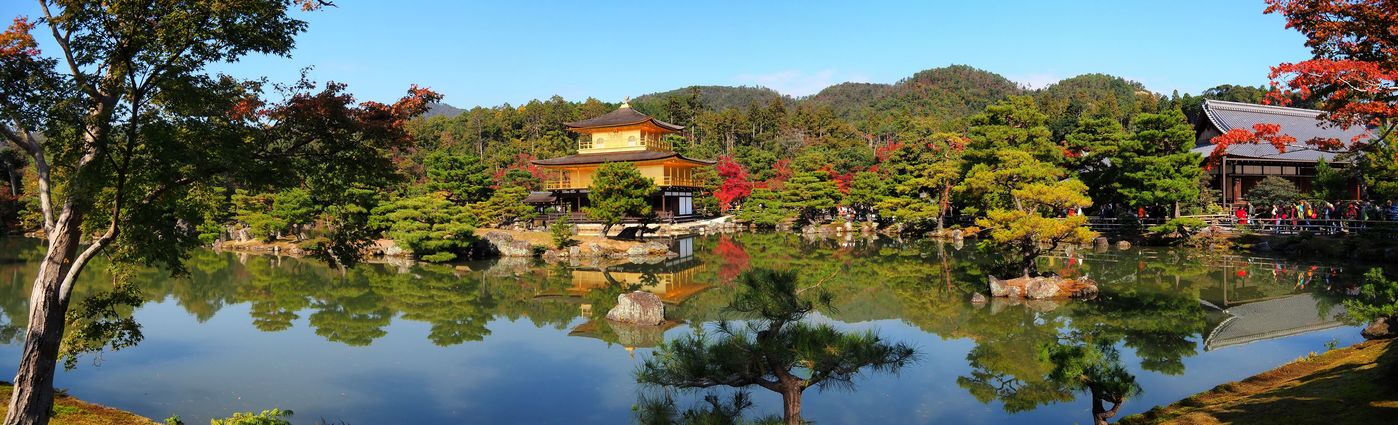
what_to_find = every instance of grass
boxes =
[1120,338,1398,425]
[0,384,156,425]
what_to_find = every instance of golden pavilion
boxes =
[526,101,715,222]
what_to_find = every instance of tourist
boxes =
[1388,200,1398,221]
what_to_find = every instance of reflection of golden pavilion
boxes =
[536,256,708,351]
[564,262,706,304]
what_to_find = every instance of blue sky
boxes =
[4,1,1311,107]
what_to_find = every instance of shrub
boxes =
[550,215,576,249]
[210,409,293,425]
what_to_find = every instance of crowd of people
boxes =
[1231,200,1398,234]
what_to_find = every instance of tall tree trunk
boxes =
[5,213,84,425]
[781,386,803,425]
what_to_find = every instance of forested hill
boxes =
[404,64,1272,185]
[421,102,465,119]
[632,85,792,112]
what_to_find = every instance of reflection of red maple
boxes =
[713,235,750,285]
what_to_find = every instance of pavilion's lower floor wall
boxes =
[528,187,707,223]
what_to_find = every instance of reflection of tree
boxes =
[712,235,750,285]
[634,391,768,425]
[1045,341,1141,425]
[361,264,496,346]
[638,269,915,425]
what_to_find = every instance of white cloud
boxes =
[734,69,870,97]
[1007,73,1062,90]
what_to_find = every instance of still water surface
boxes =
[0,235,1378,424]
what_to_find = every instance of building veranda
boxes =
[526,101,715,224]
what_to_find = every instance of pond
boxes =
[0,234,1381,424]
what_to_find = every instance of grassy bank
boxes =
[1121,338,1398,425]
[0,385,155,425]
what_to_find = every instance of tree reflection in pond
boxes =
[0,235,1377,423]
[636,268,916,425]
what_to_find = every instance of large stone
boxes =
[626,242,672,257]
[483,232,534,257]
[988,275,1098,300]
[1025,277,1062,299]
[1362,317,1394,340]
[1093,236,1109,251]
[1115,240,1132,250]
[606,291,665,326]
[970,293,988,304]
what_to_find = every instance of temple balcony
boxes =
[544,180,585,190]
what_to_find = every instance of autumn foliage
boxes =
[0,18,38,58]
[1264,0,1398,130]
[1206,123,1298,167]
[714,156,753,211]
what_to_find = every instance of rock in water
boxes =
[482,232,533,257]
[606,291,665,326]
[1093,236,1109,250]
[1362,317,1394,340]
[1115,240,1132,250]
[1025,278,1061,299]
[970,293,988,304]
[987,276,1098,300]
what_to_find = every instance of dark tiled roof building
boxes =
[1193,100,1366,203]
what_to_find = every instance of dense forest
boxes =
[0,65,1363,264]
[396,66,1281,190]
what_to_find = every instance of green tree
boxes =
[1343,268,1397,333]
[1246,176,1302,207]
[423,151,492,204]
[271,188,317,240]
[843,171,886,219]
[371,193,478,262]
[976,177,1097,277]
[0,2,442,423]
[1045,342,1142,425]
[876,134,965,231]
[779,171,841,224]
[585,162,656,237]
[1117,109,1202,216]
[232,191,286,242]
[637,269,915,425]
[963,148,1096,276]
[962,96,1062,173]
[1064,117,1128,206]
[1311,158,1348,201]
[734,188,791,228]
[550,214,576,249]
[470,186,536,227]
[499,168,542,191]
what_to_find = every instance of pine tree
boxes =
[734,188,792,228]
[637,268,915,425]
[1117,109,1202,216]
[780,171,841,224]
[424,151,492,205]
[585,162,656,237]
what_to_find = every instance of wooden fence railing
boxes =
[1086,214,1398,236]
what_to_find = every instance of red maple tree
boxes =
[1263,0,1398,135]
[713,156,752,211]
